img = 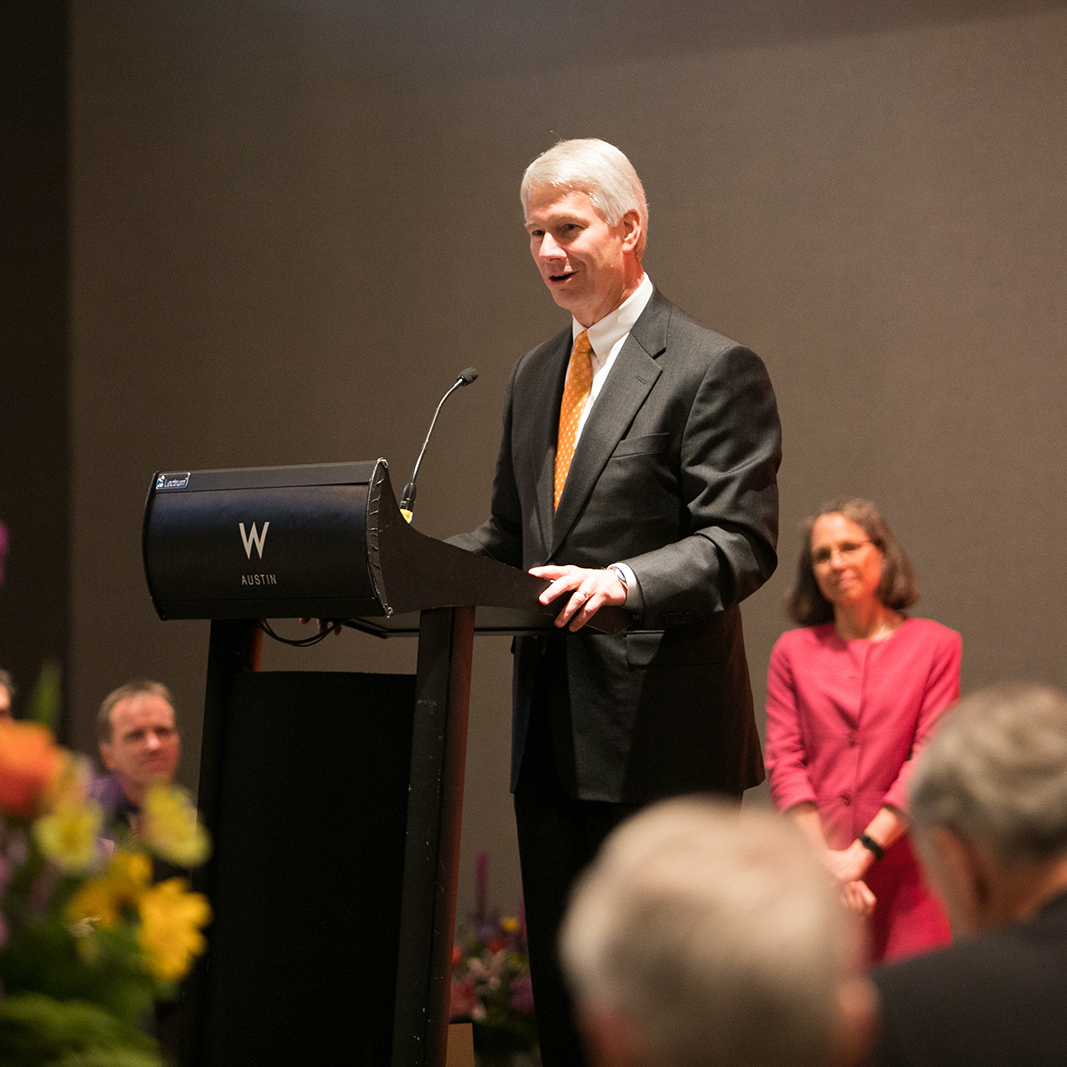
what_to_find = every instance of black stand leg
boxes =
[178,611,475,1067]
[392,606,474,1067]
[179,618,261,1067]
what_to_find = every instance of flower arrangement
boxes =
[0,717,211,1066]
[450,852,538,1065]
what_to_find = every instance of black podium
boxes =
[143,458,626,1067]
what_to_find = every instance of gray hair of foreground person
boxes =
[560,798,874,1067]
[908,683,1067,928]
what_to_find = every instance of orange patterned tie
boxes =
[554,330,593,510]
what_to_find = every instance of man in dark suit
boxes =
[870,683,1067,1067]
[453,138,781,1066]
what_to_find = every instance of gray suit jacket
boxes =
[453,289,781,802]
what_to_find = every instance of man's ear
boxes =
[620,209,642,254]
[99,740,116,772]
[578,1004,645,1067]
[927,826,991,935]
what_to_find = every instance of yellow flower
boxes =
[137,877,211,983]
[67,851,153,928]
[140,783,210,867]
[501,917,520,934]
[33,795,103,872]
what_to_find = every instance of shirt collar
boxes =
[573,273,654,362]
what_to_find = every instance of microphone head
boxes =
[457,367,478,385]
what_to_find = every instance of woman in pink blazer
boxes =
[765,498,958,963]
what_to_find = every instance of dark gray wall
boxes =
[1,0,69,729]
[70,0,1067,914]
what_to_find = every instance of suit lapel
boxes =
[550,292,671,556]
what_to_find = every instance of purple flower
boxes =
[474,913,500,946]
[0,823,10,890]
[29,867,57,918]
[509,974,534,1015]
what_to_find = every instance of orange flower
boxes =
[0,719,63,818]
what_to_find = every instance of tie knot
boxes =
[574,330,592,359]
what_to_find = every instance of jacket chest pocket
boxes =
[601,433,676,529]
[611,432,670,459]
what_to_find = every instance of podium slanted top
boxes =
[142,458,630,635]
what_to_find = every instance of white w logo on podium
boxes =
[239,521,270,559]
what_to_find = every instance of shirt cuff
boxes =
[609,563,644,612]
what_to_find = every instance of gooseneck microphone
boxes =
[399,367,478,521]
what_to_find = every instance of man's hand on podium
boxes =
[529,565,627,633]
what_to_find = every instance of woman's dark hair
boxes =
[785,497,920,626]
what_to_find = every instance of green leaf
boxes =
[26,660,63,729]
[0,993,163,1067]
[0,923,158,1029]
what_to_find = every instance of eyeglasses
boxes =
[811,540,874,567]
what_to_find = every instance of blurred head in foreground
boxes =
[560,797,874,1067]
[908,681,1067,937]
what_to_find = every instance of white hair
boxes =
[520,138,648,257]
[560,798,853,1067]
[909,682,1067,865]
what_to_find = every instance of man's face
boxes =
[525,186,641,328]
[100,693,181,798]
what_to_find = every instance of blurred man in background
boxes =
[0,668,14,719]
[93,679,182,840]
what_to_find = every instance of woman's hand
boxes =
[841,879,877,916]
[825,840,874,885]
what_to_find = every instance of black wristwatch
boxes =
[859,833,886,861]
